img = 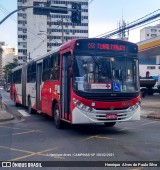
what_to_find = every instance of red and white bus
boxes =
[10,38,141,128]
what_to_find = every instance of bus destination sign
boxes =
[75,39,138,53]
[75,40,129,52]
[88,43,126,51]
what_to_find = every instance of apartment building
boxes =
[140,24,160,41]
[17,0,89,65]
[0,42,17,80]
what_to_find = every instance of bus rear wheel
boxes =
[54,103,63,129]
[104,122,116,127]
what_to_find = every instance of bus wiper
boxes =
[90,55,106,76]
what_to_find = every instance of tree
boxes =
[3,58,18,83]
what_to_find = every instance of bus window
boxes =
[50,53,60,81]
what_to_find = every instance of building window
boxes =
[27,62,36,83]
[13,69,22,84]
[147,66,155,69]
[151,29,157,32]
[151,34,157,38]
[147,34,149,36]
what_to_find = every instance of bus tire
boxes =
[53,103,63,129]
[28,98,33,114]
[104,122,116,127]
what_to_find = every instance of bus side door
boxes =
[61,52,71,121]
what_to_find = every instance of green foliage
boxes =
[3,58,18,83]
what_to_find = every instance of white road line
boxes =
[18,110,30,117]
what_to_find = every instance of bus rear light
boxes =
[73,98,93,112]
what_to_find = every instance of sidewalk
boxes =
[141,94,160,119]
[0,103,14,122]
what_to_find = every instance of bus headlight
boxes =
[73,98,93,112]
[129,101,140,111]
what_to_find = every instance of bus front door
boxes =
[61,54,71,120]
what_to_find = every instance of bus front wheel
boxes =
[54,103,63,129]
[104,122,116,127]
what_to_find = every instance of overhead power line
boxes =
[0,5,17,23]
[0,5,46,41]
[94,9,160,38]
[89,0,94,5]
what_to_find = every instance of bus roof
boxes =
[12,38,137,72]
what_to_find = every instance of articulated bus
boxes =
[10,38,141,128]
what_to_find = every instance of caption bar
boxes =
[0,161,160,168]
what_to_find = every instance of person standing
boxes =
[0,94,2,108]
[146,71,150,78]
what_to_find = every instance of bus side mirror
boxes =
[69,68,73,77]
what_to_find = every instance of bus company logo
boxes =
[122,102,132,107]
[2,162,11,167]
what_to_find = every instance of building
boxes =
[0,44,3,81]
[17,0,89,65]
[140,24,160,41]
[138,35,160,79]
[0,42,17,80]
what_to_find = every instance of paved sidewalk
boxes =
[0,103,14,122]
[141,94,160,119]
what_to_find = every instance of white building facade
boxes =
[17,0,89,65]
[140,24,160,41]
[0,42,17,80]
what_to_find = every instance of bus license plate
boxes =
[106,114,118,119]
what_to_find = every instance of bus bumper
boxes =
[72,106,141,124]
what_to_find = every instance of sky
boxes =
[0,0,160,48]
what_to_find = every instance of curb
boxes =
[0,115,14,122]
[147,114,160,119]
[0,102,14,122]
[141,114,160,120]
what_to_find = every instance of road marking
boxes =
[0,145,33,154]
[0,130,43,138]
[0,145,62,161]
[95,136,116,140]
[0,146,62,161]
[117,127,130,131]
[18,110,30,117]
[81,134,115,141]
[12,130,43,136]
[9,147,62,161]
[140,121,159,126]
[0,125,32,130]
[10,153,37,161]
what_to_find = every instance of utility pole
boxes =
[61,18,64,44]
[57,18,64,44]
[28,52,32,62]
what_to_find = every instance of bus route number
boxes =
[88,43,95,49]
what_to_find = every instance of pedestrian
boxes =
[146,71,150,78]
[0,94,2,108]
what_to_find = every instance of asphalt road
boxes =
[0,91,160,170]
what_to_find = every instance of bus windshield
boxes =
[73,55,139,93]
